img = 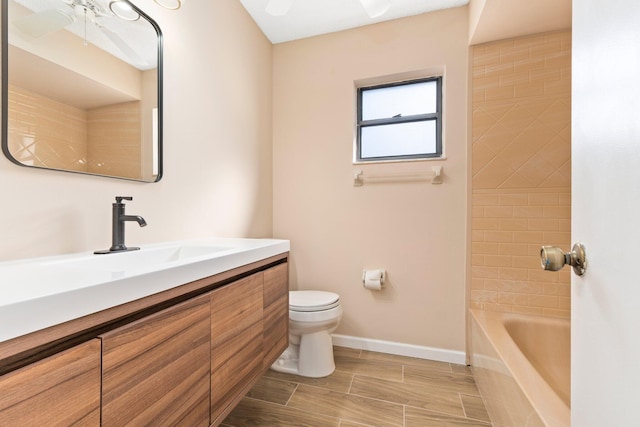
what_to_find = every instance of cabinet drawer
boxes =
[263,263,289,368]
[0,339,101,426]
[210,272,264,423]
[101,295,211,427]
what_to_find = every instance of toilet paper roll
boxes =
[362,269,385,290]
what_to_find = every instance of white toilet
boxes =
[271,290,342,378]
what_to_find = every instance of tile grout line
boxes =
[284,383,300,407]
[458,392,467,419]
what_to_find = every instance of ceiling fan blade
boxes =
[360,0,391,18]
[13,9,76,38]
[100,26,147,67]
[266,0,294,16]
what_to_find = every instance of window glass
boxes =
[360,121,436,159]
[361,81,437,121]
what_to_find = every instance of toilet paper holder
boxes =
[362,269,386,289]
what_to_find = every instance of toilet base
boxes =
[271,331,336,378]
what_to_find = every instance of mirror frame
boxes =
[1,0,164,182]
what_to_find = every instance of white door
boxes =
[572,0,640,425]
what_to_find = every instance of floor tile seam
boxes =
[243,395,344,425]
[458,393,494,424]
[287,385,406,426]
[400,376,480,393]
[347,373,355,394]
[404,366,479,379]
[349,380,470,404]
[341,388,412,411]
[347,383,468,411]
[458,392,468,419]
[402,404,406,427]
[401,374,482,393]
[270,370,354,393]
[337,360,407,375]
[338,418,376,427]
[349,372,405,383]
[287,394,404,427]
[403,402,492,425]
[358,353,457,369]
[399,398,468,420]
[283,383,300,407]
[460,391,484,399]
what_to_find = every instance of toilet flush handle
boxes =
[540,243,587,276]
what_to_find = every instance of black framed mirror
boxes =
[2,0,162,182]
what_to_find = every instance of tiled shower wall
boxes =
[471,31,571,318]
[87,102,142,180]
[8,85,88,171]
[8,85,142,179]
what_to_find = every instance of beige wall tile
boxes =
[499,219,529,231]
[528,219,559,231]
[471,31,571,318]
[472,218,499,230]
[528,294,559,309]
[498,243,529,257]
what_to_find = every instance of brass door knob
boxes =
[540,243,587,276]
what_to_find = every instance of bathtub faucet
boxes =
[95,196,147,254]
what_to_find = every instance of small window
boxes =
[356,77,442,162]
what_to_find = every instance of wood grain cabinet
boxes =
[210,272,265,424]
[0,339,101,426]
[262,263,289,369]
[0,258,289,427]
[101,295,211,427]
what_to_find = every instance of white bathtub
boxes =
[470,309,570,427]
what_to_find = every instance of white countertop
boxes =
[0,238,289,343]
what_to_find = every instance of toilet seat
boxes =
[289,291,340,312]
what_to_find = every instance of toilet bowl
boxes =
[271,290,342,378]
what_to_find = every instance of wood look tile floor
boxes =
[221,347,492,427]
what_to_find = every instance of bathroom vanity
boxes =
[0,238,289,426]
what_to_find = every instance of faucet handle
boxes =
[115,196,133,204]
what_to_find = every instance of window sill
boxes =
[353,156,446,166]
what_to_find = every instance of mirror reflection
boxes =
[2,0,162,182]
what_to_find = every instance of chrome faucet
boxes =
[95,196,147,254]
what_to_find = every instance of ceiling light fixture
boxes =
[109,1,140,21]
[153,0,181,10]
[266,0,294,16]
[360,0,391,18]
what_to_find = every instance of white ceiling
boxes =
[12,0,158,69]
[239,0,470,44]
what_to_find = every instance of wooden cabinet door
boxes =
[101,295,210,427]
[263,263,289,368]
[0,339,101,426]
[210,272,264,424]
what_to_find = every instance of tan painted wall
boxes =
[0,0,273,260]
[273,7,469,351]
[471,31,571,318]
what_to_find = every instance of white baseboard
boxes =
[331,334,466,365]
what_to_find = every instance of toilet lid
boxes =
[290,291,340,312]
